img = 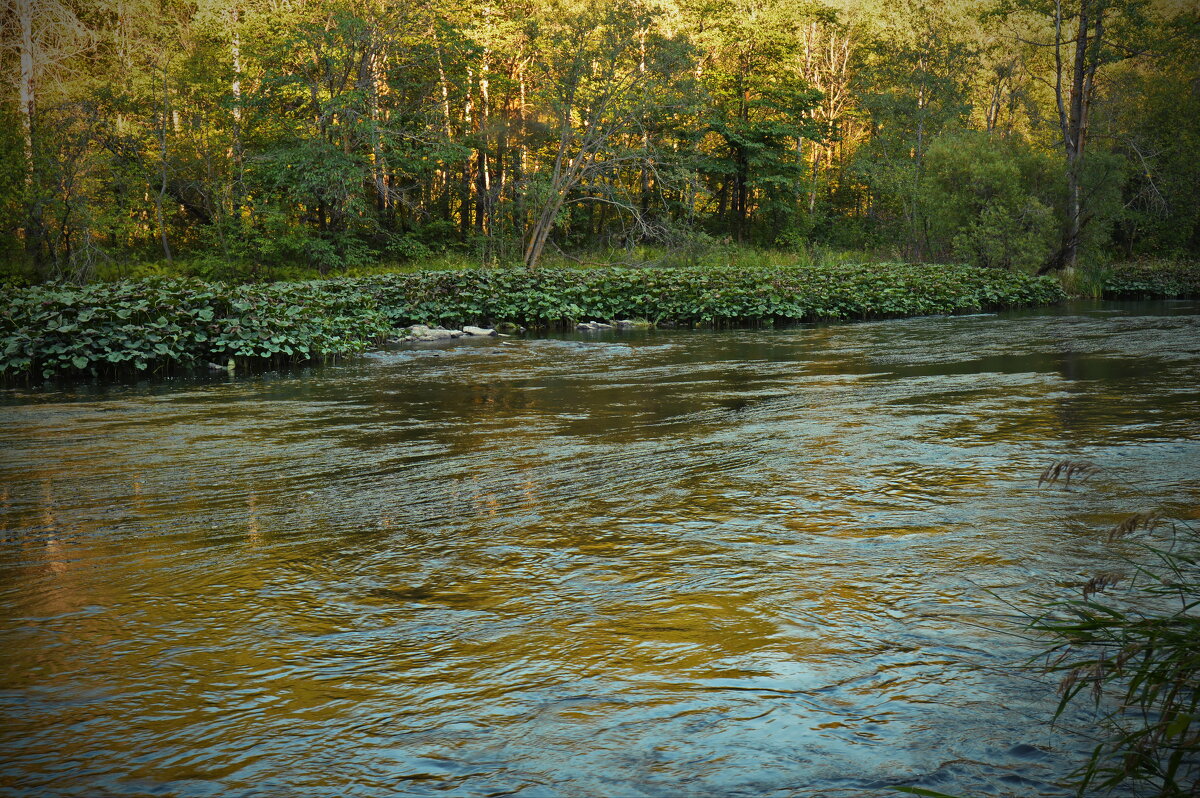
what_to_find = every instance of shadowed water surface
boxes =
[1,301,1198,797]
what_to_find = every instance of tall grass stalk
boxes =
[1034,461,1199,796]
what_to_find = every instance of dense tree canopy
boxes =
[0,0,1195,279]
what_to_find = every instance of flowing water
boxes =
[2,301,1198,797]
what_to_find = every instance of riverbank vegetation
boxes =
[2,262,1066,380]
[1101,260,1200,300]
[7,257,1199,382]
[3,0,1198,283]
[1034,463,1199,796]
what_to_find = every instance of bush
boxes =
[360,262,1064,327]
[0,279,391,380]
[920,131,1059,272]
[1103,260,1200,299]
[1,262,1066,381]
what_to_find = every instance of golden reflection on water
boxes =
[247,492,261,545]
[0,303,1198,796]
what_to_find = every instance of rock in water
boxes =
[415,327,461,341]
[463,326,497,336]
[392,324,475,342]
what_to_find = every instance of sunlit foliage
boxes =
[0,0,1196,279]
[1,262,1067,379]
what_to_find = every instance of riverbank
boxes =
[2,259,1190,382]
[1099,259,1200,299]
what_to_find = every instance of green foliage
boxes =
[3,0,1196,278]
[690,0,825,243]
[1,262,1065,380]
[919,131,1058,271]
[849,0,977,257]
[1103,35,1200,257]
[1076,149,1131,266]
[340,261,1065,329]
[0,105,25,266]
[1101,260,1200,298]
[0,279,391,380]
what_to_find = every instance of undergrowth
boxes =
[2,262,1065,381]
[1101,260,1200,299]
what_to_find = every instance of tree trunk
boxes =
[155,63,173,264]
[734,147,748,243]
[461,66,475,240]
[638,27,650,219]
[912,52,928,260]
[435,34,454,225]
[525,195,565,268]
[1061,0,1091,274]
[230,15,241,124]
[1044,0,1106,275]
[230,5,245,221]
[515,67,527,237]
[476,52,490,237]
[367,41,387,216]
[17,0,42,263]
[17,0,34,181]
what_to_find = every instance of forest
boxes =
[2,0,1198,282]
[3,3,1200,794]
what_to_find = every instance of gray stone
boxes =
[390,324,493,343]
[408,326,461,341]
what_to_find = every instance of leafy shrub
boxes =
[0,279,391,380]
[1,262,1065,380]
[920,131,1059,272]
[1103,260,1200,298]
[360,262,1064,328]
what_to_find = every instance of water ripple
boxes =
[1,300,1198,796]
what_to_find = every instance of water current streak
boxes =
[1,301,1198,797]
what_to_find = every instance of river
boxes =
[2,300,1198,797]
